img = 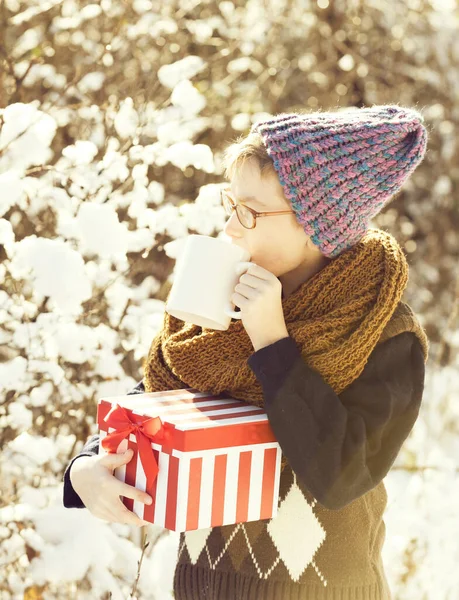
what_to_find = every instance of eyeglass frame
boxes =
[220,187,295,229]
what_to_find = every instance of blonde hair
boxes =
[221,131,277,181]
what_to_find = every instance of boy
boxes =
[64,104,429,599]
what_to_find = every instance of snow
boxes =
[9,235,93,314]
[0,491,180,599]
[0,171,26,216]
[163,140,215,173]
[170,80,207,117]
[8,433,56,466]
[0,218,15,256]
[98,145,130,182]
[75,202,129,259]
[0,356,28,394]
[0,103,57,172]
[62,140,99,165]
[114,97,139,139]
[157,55,207,89]
[6,401,33,431]
[77,72,106,93]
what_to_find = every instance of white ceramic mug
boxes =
[165,234,255,330]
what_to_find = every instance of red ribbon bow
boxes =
[101,403,172,495]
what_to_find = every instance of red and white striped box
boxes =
[97,387,282,532]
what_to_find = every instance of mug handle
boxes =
[223,261,257,320]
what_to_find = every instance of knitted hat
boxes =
[249,104,428,258]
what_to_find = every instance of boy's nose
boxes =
[223,209,246,237]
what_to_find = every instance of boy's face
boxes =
[223,158,317,281]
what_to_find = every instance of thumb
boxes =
[101,448,133,467]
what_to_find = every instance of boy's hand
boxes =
[230,262,289,351]
[70,449,152,527]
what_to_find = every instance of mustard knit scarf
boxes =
[142,228,429,471]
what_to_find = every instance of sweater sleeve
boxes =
[247,331,425,510]
[62,379,146,509]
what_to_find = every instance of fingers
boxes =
[99,452,153,506]
[239,272,265,288]
[95,504,150,528]
[118,505,150,527]
[80,451,151,528]
[113,479,153,507]
[99,448,134,469]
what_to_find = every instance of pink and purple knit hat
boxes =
[249,104,428,258]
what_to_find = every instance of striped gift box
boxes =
[97,387,282,532]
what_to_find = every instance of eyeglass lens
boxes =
[222,191,255,228]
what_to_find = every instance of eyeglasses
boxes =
[220,188,295,229]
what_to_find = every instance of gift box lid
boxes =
[97,387,279,454]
